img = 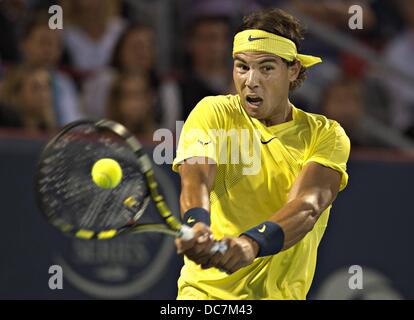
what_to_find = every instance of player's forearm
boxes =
[178,160,215,218]
[241,164,340,257]
[180,179,211,216]
[268,195,327,250]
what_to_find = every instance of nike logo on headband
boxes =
[248,35,268,41]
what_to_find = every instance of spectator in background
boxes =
[0,59,21,128]
[176,0,262,25]
[383,0,414,139]
[20,12,83,126]
[289,0,375,31]
[82,24,158,116]
[83,23,180,132]
[106,72,157,139]
[166,15,233,121]
[0,65,56,132]
[363,0,405,45]
[0,58,4,88]
[320,78,387,147]
[282,0,377,112]
[62,0,126,75]
[0,0,29,65]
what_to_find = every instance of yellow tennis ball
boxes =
[91,158,123,189]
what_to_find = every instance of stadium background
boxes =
[0,0,413,299]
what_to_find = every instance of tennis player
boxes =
[173,8,350,300]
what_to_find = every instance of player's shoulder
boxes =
[295,107,347,137]
[186,95,242,127]
[195,94,242,115]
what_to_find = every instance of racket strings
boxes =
[37,123,149,232]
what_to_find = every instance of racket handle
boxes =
[210,240,228,254]
[178,225,195,241]
[178,225,228,254]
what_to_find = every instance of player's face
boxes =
[233,52,298,123]
[120,28,154,72]
[23,26,62,68]
[21,69,52,114]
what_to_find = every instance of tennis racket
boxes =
[34,119,227,253]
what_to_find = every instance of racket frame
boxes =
[35,119,189,240]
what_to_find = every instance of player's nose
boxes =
[245,69,259,89]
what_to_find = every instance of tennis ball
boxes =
[91,158,123,189]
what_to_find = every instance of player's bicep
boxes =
[287,162,341,214]
[178,157,217,191]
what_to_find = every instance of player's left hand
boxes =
[201,236,259,274]
[175,222,216,265]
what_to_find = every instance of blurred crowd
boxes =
[0,0,413,148]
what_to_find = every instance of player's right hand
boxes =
[175,222,216,265]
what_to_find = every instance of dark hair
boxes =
[22,11,53,40]
[110,23,154,70]
[236,8,307,90]
[106,71,156,134]
[187,15,231,38]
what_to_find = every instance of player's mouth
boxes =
[245,94,263,107]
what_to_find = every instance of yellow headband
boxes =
[233,29,322,68]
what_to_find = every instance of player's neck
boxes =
[260,100,292,127]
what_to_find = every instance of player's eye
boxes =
[236,63,249,71]
[261,65,274,72]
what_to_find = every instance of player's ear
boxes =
[288,60,301,82]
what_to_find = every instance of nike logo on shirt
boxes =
[198,139,212,146]
[260,137,277,144]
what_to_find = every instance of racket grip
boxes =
[179,225,195,241]
[179,225,227,254]
[210,240,228,254]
